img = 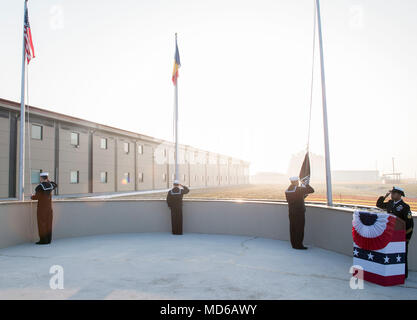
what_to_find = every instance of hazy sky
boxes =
[1,0,416,177]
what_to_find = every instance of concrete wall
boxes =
[0,202,34,248]
[1,200,416,270]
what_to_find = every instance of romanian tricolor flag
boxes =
[172,35,181,85]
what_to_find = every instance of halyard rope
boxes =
[26,65,35,241]
[306,0,317,153]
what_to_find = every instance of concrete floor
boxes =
[0,233,416,300]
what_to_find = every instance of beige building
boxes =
[0,98,250,199]
[0,110,10,197]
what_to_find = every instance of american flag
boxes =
[24,6,35,64]
[299,152,310,187]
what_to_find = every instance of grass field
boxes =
[118,183,417,212]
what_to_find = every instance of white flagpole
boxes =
[174,33,179,182]
[18,0,28,201]
[316,0,333,206]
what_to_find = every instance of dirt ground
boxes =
[118,183,417,211]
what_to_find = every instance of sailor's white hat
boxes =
[392,186,405,196]
[40,172,49,177]
[289,176,299,182]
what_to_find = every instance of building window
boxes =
[183,174,186,181]
[138,144,143,155]
[138,172,144,182]
[71,132,79,146]
[31,169,42,183]
[100,172,108,183]
[163,148,167,157]
[202,175,204,181]
[70,171,79,184]
[100,138,107,149]
[194,175,197,181]
[123,173,130,184]
[163,173,167,182]
[31,124,43,140]
[124,142,130,154]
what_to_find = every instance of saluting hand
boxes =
[384,191,391,198]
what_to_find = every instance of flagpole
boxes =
[174,33,179,182]
[316,0,333,206]
[18,0,28,201]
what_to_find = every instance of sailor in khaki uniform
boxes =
[31,172,57,245]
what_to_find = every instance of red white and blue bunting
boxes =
[352,211,396,251]
[352,210,405,286]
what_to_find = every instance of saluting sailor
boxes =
[31,172,58,245]
[166,180,189,235]
[285,176,314,250]
[376,186,414,278]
